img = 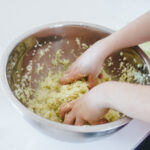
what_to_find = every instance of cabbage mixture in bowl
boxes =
[11,38,148,124]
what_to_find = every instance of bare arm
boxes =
[61,11,150,87]
[59,11,150,125]
[102,82,150,123]
[99,11,150,58]
[59,82,150,125]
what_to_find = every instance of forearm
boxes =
[100,82,150,123]
[96,11,150,58]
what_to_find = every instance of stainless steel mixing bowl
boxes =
[1,22,150,142]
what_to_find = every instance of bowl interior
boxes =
[6,24,150,123]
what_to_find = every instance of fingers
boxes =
[60,65,76,84]
[64,114,108,125]
[88,74,97,88]
[59,100,76,118]
[88,119,108,125]
[60,102,108,126]
[75,117,85,126]
[64,112,86,125]
[62,72,98,87]
[98,119,108,124]
[61,70,85,84]
[64,111,75,125]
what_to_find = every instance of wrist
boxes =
[90,83,110,109]
[95,81,115,109]
[93,38,115,61]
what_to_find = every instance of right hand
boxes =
[59,83,109,125]
[61,40,108,87]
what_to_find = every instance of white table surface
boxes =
[0,0,150,150]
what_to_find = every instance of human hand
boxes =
[59,84,109,125]
[61,40,108,87]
